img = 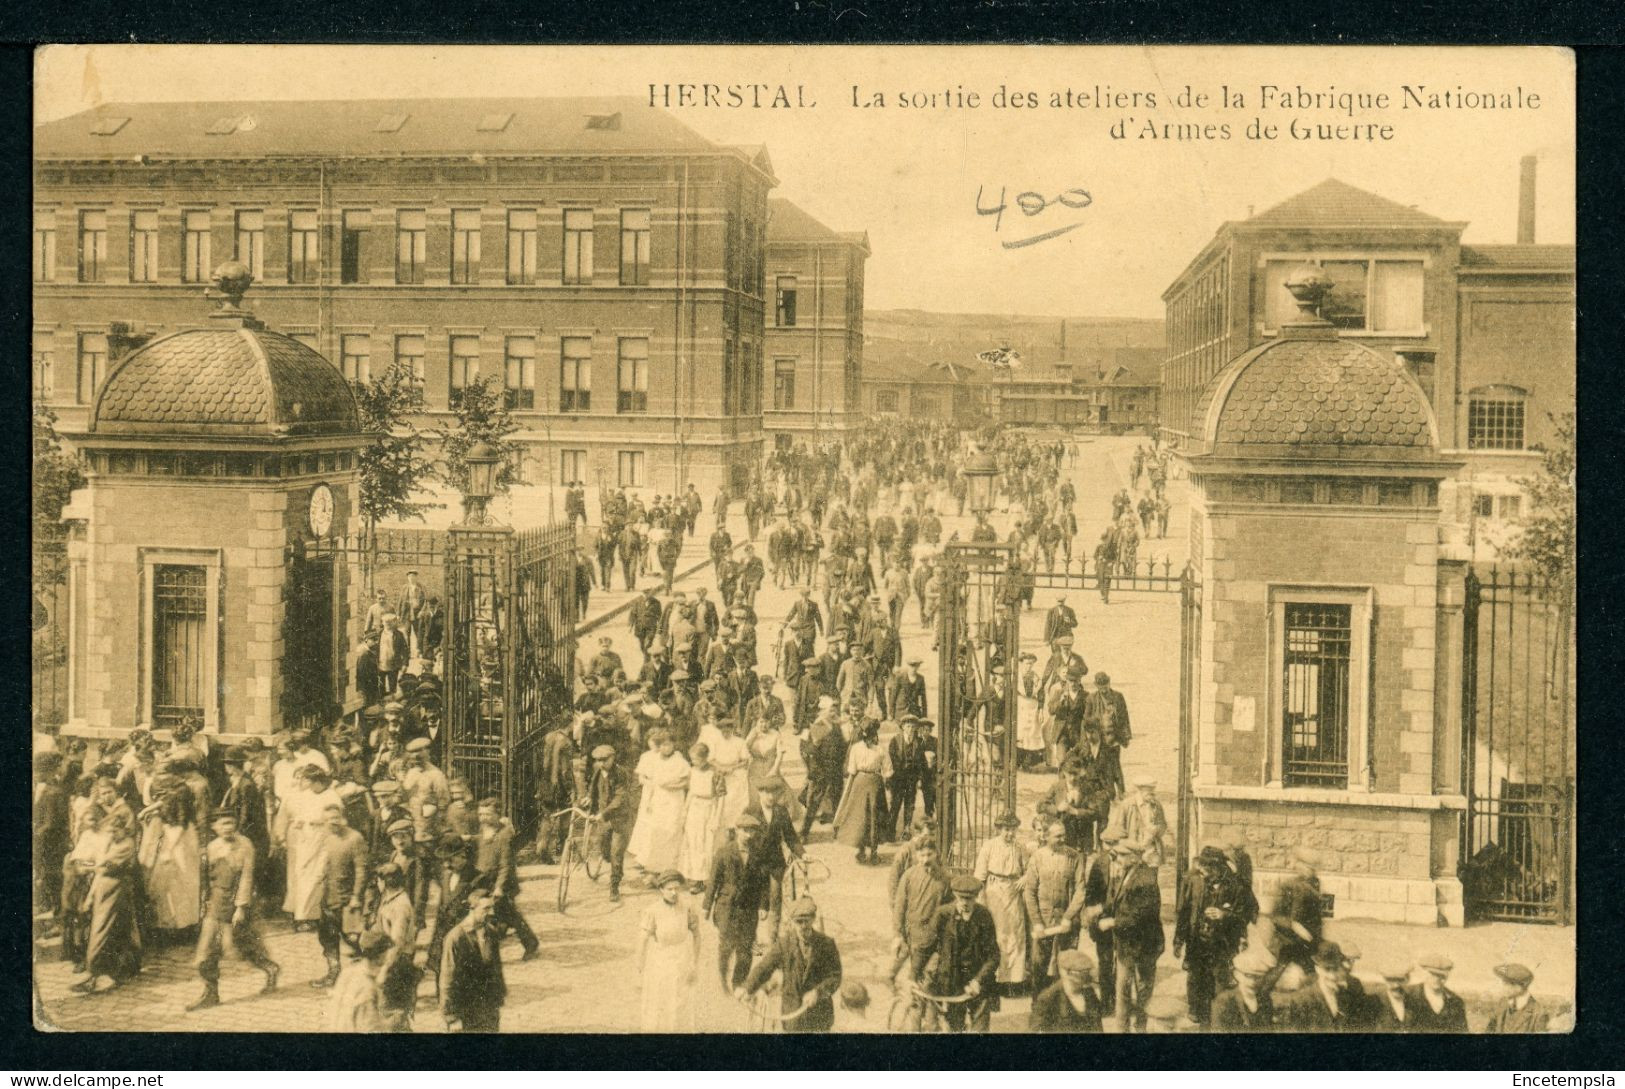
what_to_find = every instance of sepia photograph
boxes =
[28,43,1576,1037]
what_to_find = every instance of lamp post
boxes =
[461,441,503,527]
[962,445,1001,517]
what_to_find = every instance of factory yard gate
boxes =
[288,523,578,837]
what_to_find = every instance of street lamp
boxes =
[462,441,502,527]
[962,445,1001,516]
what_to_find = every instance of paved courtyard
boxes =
[33,436,1572,1033]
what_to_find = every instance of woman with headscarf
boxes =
[137,771,202,934]
[627,728,691,878]
[72,811,142,993]
[638,869,699,1032]
[832,718,892,865]
[281,764,341,927]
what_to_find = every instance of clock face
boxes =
[308,483,335,537]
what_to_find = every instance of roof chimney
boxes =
[1518,154,1537,244]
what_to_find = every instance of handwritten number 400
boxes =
[977,186,1092,249]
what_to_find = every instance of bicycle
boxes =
[736,989,817,1033]
[783,854,832,904]
[886,983,976,1033]
[553,806,605,913]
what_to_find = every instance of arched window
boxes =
[1467,385,1527,450]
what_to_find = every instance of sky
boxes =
[36,45,1575,319]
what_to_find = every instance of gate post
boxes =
[444,522,515,808]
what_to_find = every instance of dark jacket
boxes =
[216,774,270,858]
[1210,987,1275,1032]
[744,930,842,1032]
[1029,980,1104,1033]
[587,765,637,832]
[1102,860,1164,962]
[1279,981,1357,1031]
[915,902,1001,997]
[323,827,370,910]
[1485,996,1550,1034]
[887,672,929,721]
[1173,867,1245,961]
[1400,983,1470,1032]
[440,919,506,1022]
[474,823,521,897]
[744,802,802,877]
[703,839,766,935]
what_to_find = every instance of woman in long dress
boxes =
[73,812,141,992]
[1016,656,1047,771]
[137,775,201,933]
[281,765,340,924]
[974,812,1031,993]
[677,743,724,894]
[744,713,802,824]
[831,719,892,864]
[703,718,752,843]
[61,797,110,972]
[628,729,690,877]
[638,869,699,1032]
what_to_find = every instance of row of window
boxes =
[34,207,654,287]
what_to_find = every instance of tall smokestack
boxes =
[1060,320,1066,355]
[1518,154,1537,244]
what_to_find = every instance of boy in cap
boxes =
[889,838,951,988]
[585,743,636,902]
[372,861,420,1031]
[402,736,449,906]
[312,803,370,990]
[474,796,540,961]
[1372,959,1416,1032]
[915,874,1001,1033]
[1028,948,1104,1033]
[1485,963,1549,1033]
[1404,954,1468,1032]
[439,883,507,1032]
[741,897,843,1033]
[1209,947,1276,1032]
[1279,941,1357,1031]
[189,811,280,1010]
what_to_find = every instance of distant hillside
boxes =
[863,308,1164,382]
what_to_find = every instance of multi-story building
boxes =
[33,97,777,495]
[993,347,1161,432]
[762,199,869,446]
[1159,171,1574,537]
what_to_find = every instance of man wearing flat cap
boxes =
[188,811,280,1010]
[585,743,636,902]
[915,874,1001,1033]
[1029,948,1104,1033]
[1280,940,1359,1031]
[1044,664,1090,771]
[786,586,824,662]
[1173,845,1245,1025]
[217,745,271,868]
[886,715,937,839]
[704,813,768,990]
[1084,672,1132,799]
[1485,963,1549,1033]
[1210,947,1277,1032]
[743,897,843,1033]
[888,656,929,723]
[1043,595,1078,647]
[1093,836,1164,1032]
[1371,960,1416,1032]
[372,861,420,1031]
[1403,953,1468,1032]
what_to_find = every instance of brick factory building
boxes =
[762,198,869,445]
[33,97,779,495]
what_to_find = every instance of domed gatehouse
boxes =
[1178,265,1468,926]
[62,263,366,742]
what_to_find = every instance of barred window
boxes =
[1281,603,1353,789]
[151,564,207,730]
[1468,388,1527,451]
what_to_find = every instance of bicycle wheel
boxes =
[583,825,605,881]
[556,839,576,913]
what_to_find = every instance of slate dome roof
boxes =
[1194,335,1438,457]
[91,324,360,438]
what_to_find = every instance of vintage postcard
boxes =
[30,44,1575,1035]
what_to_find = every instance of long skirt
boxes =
[640,911,697,1032]
[717,767,752,840]
[1016,697,1045,759]
[677,793,724,884]
[140,822,201,930]
[284,822,328,921]
[832,771,888,849]
[85,873,142,982]
[984,874,1030,984]
[629,785,687,873]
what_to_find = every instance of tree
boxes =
[352,365,436,545]
[33,400,85,587]
[1501,411,1576,598]
[432,374,522,518]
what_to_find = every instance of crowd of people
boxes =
[32,421,1557,1034]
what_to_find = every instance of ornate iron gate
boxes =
[293,522,577,837]
[934,540,1021,872]
[1461,566,1574,924]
